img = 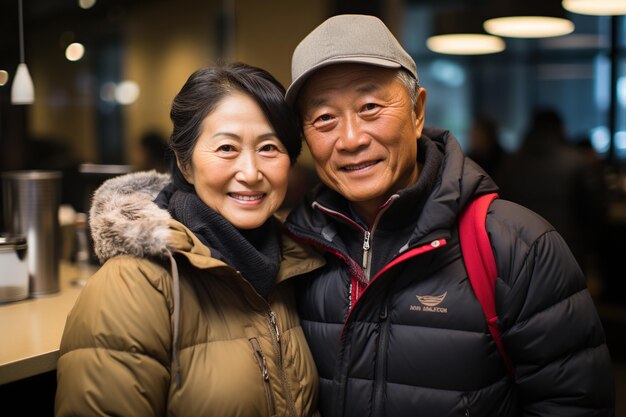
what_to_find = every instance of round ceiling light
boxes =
[484,16,574,38]
[562,0,626,15]
[427,34,505,55]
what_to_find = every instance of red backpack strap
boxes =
[459,193,514,375]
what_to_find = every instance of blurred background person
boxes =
[467,115,505,178]
[496,108,608,289]
[137,131,171,173]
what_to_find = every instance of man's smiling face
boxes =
[299,64,426,222]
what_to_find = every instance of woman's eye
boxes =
[260,144,278,152]
[217,144,235,152]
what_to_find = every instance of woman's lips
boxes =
[228,192,265,202]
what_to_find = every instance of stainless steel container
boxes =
[2,171,62,296]
[0,234,29,303]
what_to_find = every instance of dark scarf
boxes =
[162,186,281,299]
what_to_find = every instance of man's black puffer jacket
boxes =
[285,127,614,417]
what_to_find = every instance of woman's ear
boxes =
[177,159,194,185]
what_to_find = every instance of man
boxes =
[284,14,614,417]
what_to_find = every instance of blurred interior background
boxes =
[0,0,625,414]
[2,0,626,166]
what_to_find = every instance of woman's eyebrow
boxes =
[211,132,277,141]
[258,132,278,139]
[212,132,241,139]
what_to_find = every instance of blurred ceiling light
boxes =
[65,42,85,61]
[563,0,626,15]
[0,70,8,86]
[427,34,505,55]
[78,0,96,9]
[11,64,34,104]
[115,81,140,105]
[427,10,505,55]
[484,0,575,38]
[11,0,34,104]
[484,16,574,38]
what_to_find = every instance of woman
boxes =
[55,63,324,416]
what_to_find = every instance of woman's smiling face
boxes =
[181,91,291,229]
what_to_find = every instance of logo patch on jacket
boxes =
[410,291,448,313]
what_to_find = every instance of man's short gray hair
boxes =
[396,69,419,107]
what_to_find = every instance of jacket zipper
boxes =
[361,199,396,281]
[362,230,371,269]
[462,393,471,416]
[372,303,390,415]
[228,270,300,417]
[236,269,297,417]
[341,240,446,416]
[249,337,276,416]
[267,309,298,417]
[313,196,397,282]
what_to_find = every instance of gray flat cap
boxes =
[286,14,418,106]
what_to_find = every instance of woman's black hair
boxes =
[169,62,302,191]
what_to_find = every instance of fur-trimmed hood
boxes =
[89,170,173,264]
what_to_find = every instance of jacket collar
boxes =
[277,232,326,283]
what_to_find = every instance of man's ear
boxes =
[177,159,194,185]
[413,87,427,136]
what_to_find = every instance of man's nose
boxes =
[337,114,370,152]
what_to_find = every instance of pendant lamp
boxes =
[563,0,626,16]
[11,0,34,104]
[484,0,575,38]
[427,10,505,55]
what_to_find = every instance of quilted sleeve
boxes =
[490,200,615,416]
[55,256,173,417]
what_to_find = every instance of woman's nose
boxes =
[234,152,263,184]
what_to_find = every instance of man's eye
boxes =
[317,114,333,122]
[363,103,378,111]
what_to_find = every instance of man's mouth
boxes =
[342,160,379,171]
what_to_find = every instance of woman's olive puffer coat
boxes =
[55,171,325,417]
